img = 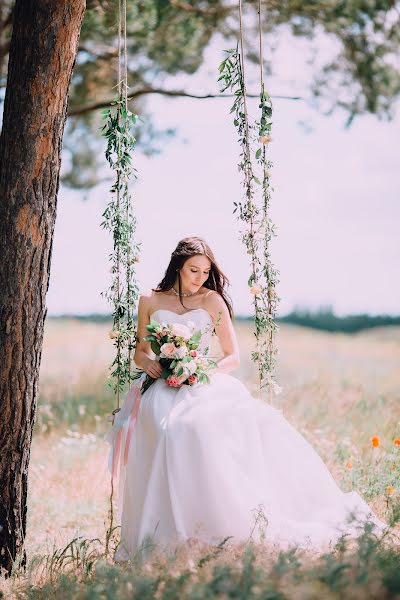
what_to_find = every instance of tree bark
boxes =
[0,0,85,577]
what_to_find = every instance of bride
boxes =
[106,236,384,561]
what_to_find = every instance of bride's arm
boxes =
[134,294,162,378]
[208,293,240,374]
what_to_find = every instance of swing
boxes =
[101,0,280,558]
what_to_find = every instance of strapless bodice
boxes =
[149,308,214,354]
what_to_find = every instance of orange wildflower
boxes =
[386,485,394,495]
[346,461,353,470]
[394,439,400,446]
[370,435,380,448]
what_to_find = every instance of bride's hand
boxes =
[142,357,162,379]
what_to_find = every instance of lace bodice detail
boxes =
[149,308,214,354]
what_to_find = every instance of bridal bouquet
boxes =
[133,319,218,393]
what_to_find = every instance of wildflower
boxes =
[346,461,353,470]
[187,558,197,573]
[386,485,394,495]
[394,439,400,446]
[250,284,262,295]
[370,435,380,448]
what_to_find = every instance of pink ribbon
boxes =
[111,379,143,482]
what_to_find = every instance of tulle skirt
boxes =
[106,372,385,561]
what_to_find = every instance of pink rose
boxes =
[188,375,197,384]
[166,376,179,387]
[189,350,198,357]
[160,342,176,358]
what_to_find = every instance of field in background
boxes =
[9,318,398,597]
[29,319,400,548]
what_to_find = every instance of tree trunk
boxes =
[0,0,85,577]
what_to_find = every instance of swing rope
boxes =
[220,0,280,403]
[257,0,275,406]
[115,0,122,412]
[123,0,133,381]
[238,0,263,398]
[104,0,132,558]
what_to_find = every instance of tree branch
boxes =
[170,0,236,16]
[68,86,301,116]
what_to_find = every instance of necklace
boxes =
[171,286,196,297]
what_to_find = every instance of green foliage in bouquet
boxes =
[132,320,218,393]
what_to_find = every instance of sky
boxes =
[47,28,400,317]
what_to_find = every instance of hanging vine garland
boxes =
[100,0,140,557]
[218,0,281,402]
[101,14,140,398]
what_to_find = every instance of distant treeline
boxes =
[48,308,400,333]
[277,308,400,333]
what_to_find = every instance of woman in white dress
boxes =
[106,236,384,562]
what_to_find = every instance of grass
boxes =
[1,318,399,598]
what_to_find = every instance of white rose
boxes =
[185,360,197,375]
[186,320,197,332]
[171,323,192,339]
[174,346,188,359]
[160,342,176,358]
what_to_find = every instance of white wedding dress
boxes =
[106,308,384,561]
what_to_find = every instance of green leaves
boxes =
[101,92,140,394]
[219,45,280,399]
[190,330,202,344]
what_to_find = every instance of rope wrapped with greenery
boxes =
[100,0,142,557]
[100,1,140,405]
[218,0,281,402]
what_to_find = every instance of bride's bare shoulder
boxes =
[138,288,165,313]
[138,289,155,310]
[202,289,228,319]
[139,288,156,300]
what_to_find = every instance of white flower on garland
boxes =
[250,284,262,296]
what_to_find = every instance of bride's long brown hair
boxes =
[152,237,234,319]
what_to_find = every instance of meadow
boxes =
[1,318,399,598]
